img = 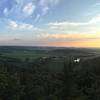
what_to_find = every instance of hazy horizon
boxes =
[0,44,100,49]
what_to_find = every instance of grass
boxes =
[1,51,50,60]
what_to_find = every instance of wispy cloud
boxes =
[36,32,100,47]
[0,0,60,23]
[8,20,39,31]
[3,8,9,16]
[48,14,100,32]
[93,2,100,7]
[89,14,100,24]
[39,32,100,40]
[39,0,59,15]
[22,2,36,16]
[39,0,59,6]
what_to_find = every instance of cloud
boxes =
[8,20,39,31]
[89,14,100,24]
[41,33,100,40]
[39,0,59,15]
[48,14,100,32]
[48,18,95,28]
[48,21,87,29]
[47,39,100,47]
[0,0,17,17]
[39,0,59,7]
[22,2,36,16]
[36,32,100,47]
[13,38,22,41]
[93,2,100,7]
[42,6,49,15]
[34,14,41,22]
[3,8,8,16]
[0,0,60,23]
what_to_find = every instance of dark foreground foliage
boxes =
[0,56,100,100]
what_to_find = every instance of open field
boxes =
[0,46,100,72]
[0,46,99,59]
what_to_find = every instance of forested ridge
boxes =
[0,55,100,100]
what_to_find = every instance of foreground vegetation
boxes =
[0,46,100,100]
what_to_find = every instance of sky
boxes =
[0,0,100,47]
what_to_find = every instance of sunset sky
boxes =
[0,0,100,47]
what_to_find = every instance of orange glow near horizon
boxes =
[47,39,100,48]
[44,32,100,48]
